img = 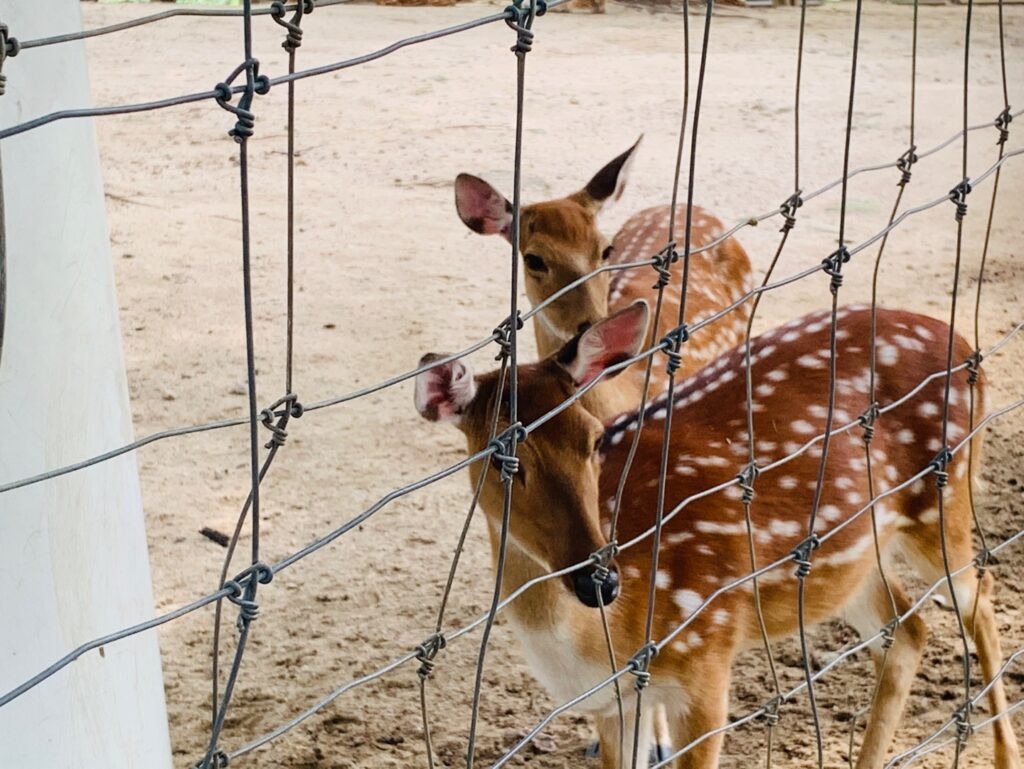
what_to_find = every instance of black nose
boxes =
[573,564,620,608]
[577,321,592,335]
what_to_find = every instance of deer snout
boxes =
[571,563,620,608]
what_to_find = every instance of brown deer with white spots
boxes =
[454,138,752,422]
[415,302,1020,768]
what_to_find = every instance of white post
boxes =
[0,2,173,767]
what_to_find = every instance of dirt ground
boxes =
[74,0,1024,765]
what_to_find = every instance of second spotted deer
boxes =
[454,138,752,421]
[415,303,1020,768]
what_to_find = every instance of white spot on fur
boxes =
[894,334,926,352]
[877,344,900,367]
[770,520,801,537]
[665,531,695,545]
[672,589,704,617]
[820,504,843,522]
[797,354,825,370]
[694,455,731,468]
[792,420,815,435]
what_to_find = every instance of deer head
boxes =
[454,138,642,353]
[414,301,649,607]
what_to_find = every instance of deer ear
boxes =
[558,301,649,388]
[414,355,477,423]
[573,136,642,215]
[454,173,513,242]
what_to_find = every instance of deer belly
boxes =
[511,621,616,712]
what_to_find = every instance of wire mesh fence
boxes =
[0,0,1020,767]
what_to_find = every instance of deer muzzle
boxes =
[571,563,620,608]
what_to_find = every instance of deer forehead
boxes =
[522,202,603,257]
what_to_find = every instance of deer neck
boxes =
[532,313,575,358]
[482,515,568,631]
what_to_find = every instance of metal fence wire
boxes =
[0,0,1020,767]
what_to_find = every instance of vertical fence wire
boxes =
[738,1,810,762]
[629,1,715,765]
[200,1,276,764]
[464,3,535,764]
[848,0,920,761]
[795,0,866,764]
[939,1,978,762]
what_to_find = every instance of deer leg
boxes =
[596,699,653,769]
[963,569,1023,769]
[661,671,730,769]
[903,496,1022,769]
[843,569,927,769]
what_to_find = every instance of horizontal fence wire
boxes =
[2,126,1018,497]
[0,0,568,141]
[16,0,349,51]
[3,319,1019,724]
[1,132,1021,702]
[0,0,1020,766]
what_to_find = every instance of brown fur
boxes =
[520,198,752,423]
[445,306,1019,768]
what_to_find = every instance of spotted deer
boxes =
[415,303,1020,768]
[454,138,753,422]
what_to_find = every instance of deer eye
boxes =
[524,253,548,273]
[592,433,605,455]
[601,245,614,261]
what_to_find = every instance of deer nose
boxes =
[577,321,592,335]
[572,564,620,608]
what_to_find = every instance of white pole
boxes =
[0,2,173,767]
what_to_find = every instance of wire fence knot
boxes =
[930,446,952,489]
[995,106,1012,146]
[504,0,544,55]
[954,701,974,747]
[271,0,313,52]
[759,694,784,727]
[493,312,524,361]
[974,548,993,579]
[223,563,274,630]
[215,59,272,142]
[821,246,851,294]
[736,462,759,504]
[627,642,658,691]
[965,349,983,386]
[589,542,619,584]
[780,191,803,232]
[896,145,918,187]
[414,632,447,681]
[859,402,879,445]
[193,749,231,769]
[260,393,301,448]
[0,21,20,98]
[489,423,526,481]
[651,243,679,288]
[949,178,971,222]
[879,617,900,650]
[661,324,689,377]
[791,534,820,579]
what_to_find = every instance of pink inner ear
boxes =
[415,360,476,422]
[455,175,512,238]
[570,304,647,387]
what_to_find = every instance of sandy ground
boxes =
[69,0,1024,765]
